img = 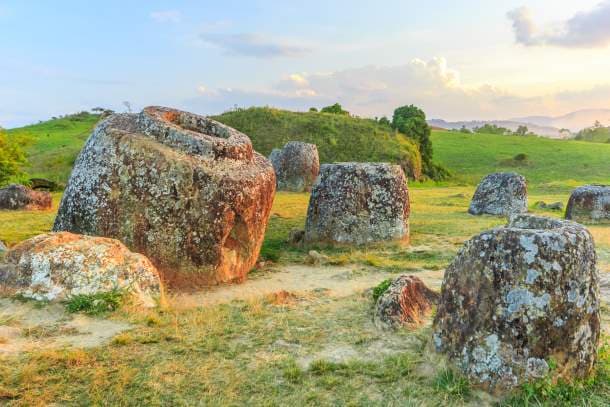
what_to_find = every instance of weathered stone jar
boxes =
[565,184,610,223]
[269,141,320,192]
[54,106,276,288]
[433,215,600,391]
[0,184,52,210]
[304,163,410,245]
[468,172,528,216]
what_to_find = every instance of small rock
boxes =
[373,275,439,330]
[566,185,610,223]
[468,172,527,216]
[433,214,599,391]
[0,184,52,210]
[305,163,410,245]
[269,141,320,192]
[306,250,328,265]
[1,232,162,307]
[534,201,563,211]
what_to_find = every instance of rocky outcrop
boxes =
[566,185,610,223]
[0,184,52,210]
[269,141,320,192]
[304,163,410,245]
[468,173,528,216]
[374,275,439,330]
[433,215,600,391]
[0,232,161,307]
[53,106,276,288]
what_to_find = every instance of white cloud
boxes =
[150,10,182,24]
[185,57,610,121]
[199,32,311,58]
[507,2,610,48]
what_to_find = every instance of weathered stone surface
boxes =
[468,173,528,216]
[566,185,610,223]
[269,141,320,192]
[0,184,52,210]
[433,215,600,391]
[0,232,161,307]
[304,163,410,245]
[53,106,276,288]
[374,275,439,330]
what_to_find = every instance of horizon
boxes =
[2,0,610,128]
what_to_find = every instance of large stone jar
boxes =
[433,215,600,391]
[54,106,276,288]
[304,163,410,245]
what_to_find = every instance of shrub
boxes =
[0,129,27,186]
[372,279,393,302]
[65,290,125,315]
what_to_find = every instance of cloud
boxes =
[199,32,311,58]
[507,2,610,48]
[185,57,610,121]
[150,10,182,23]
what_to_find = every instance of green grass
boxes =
[65,290,125,315]
[7,112,100,184]
[214,107,423,179]
[432,130,610,190]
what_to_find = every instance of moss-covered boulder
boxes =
[468,172,528,216]
[433,215,600,391]
[0,232,161,307]
[53,107,276,288]
[304,163,410,245]
[269,141,319,192]
[565,185,610,223]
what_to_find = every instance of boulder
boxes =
[0,232,161,307]
[0,184,52,210]
[565,185,610,223]
[374,275,439,330]
[468,173,528,216]
[269,141,320,192]
[534,201,563,211]
[53,106,276,288]
[433,215,600,391]
[304,163,410,245]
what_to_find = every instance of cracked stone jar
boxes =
[433,214,600,391]
[54,106,276,289]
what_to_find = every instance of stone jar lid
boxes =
[137,106,253,161]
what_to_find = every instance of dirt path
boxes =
[170,264,445,309]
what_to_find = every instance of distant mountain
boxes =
[511,109,610,133]
[427,119,568,139]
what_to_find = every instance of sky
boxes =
[1,0,610,128]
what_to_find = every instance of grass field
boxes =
[431,130,610,190]
[1,189,609,405]
[7,113,100,184]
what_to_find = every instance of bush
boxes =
[514,153,528,162]
[372,279,393,302]
[0,129,27,186]
[65,290,125,315]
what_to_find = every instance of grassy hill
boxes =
[7,112,100,184]
[213,108,423,179]
[6,109,610,191]
[432,130,610,190]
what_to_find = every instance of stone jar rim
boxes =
[137,106,253,161]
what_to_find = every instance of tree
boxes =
[459,125,471,134]
[0,128,27,186]
[320,103,349,115]
[391,105,433,167]
[515,125,528,136]
[122,101,132,113]
[308,107,318,112]
[377,116,391,127]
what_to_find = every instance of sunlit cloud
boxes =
[199,32,312,58]
[508,1,610,48]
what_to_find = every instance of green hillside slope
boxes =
[432,130,610,189]
[7,112,100,184]
[213,107,423,179]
